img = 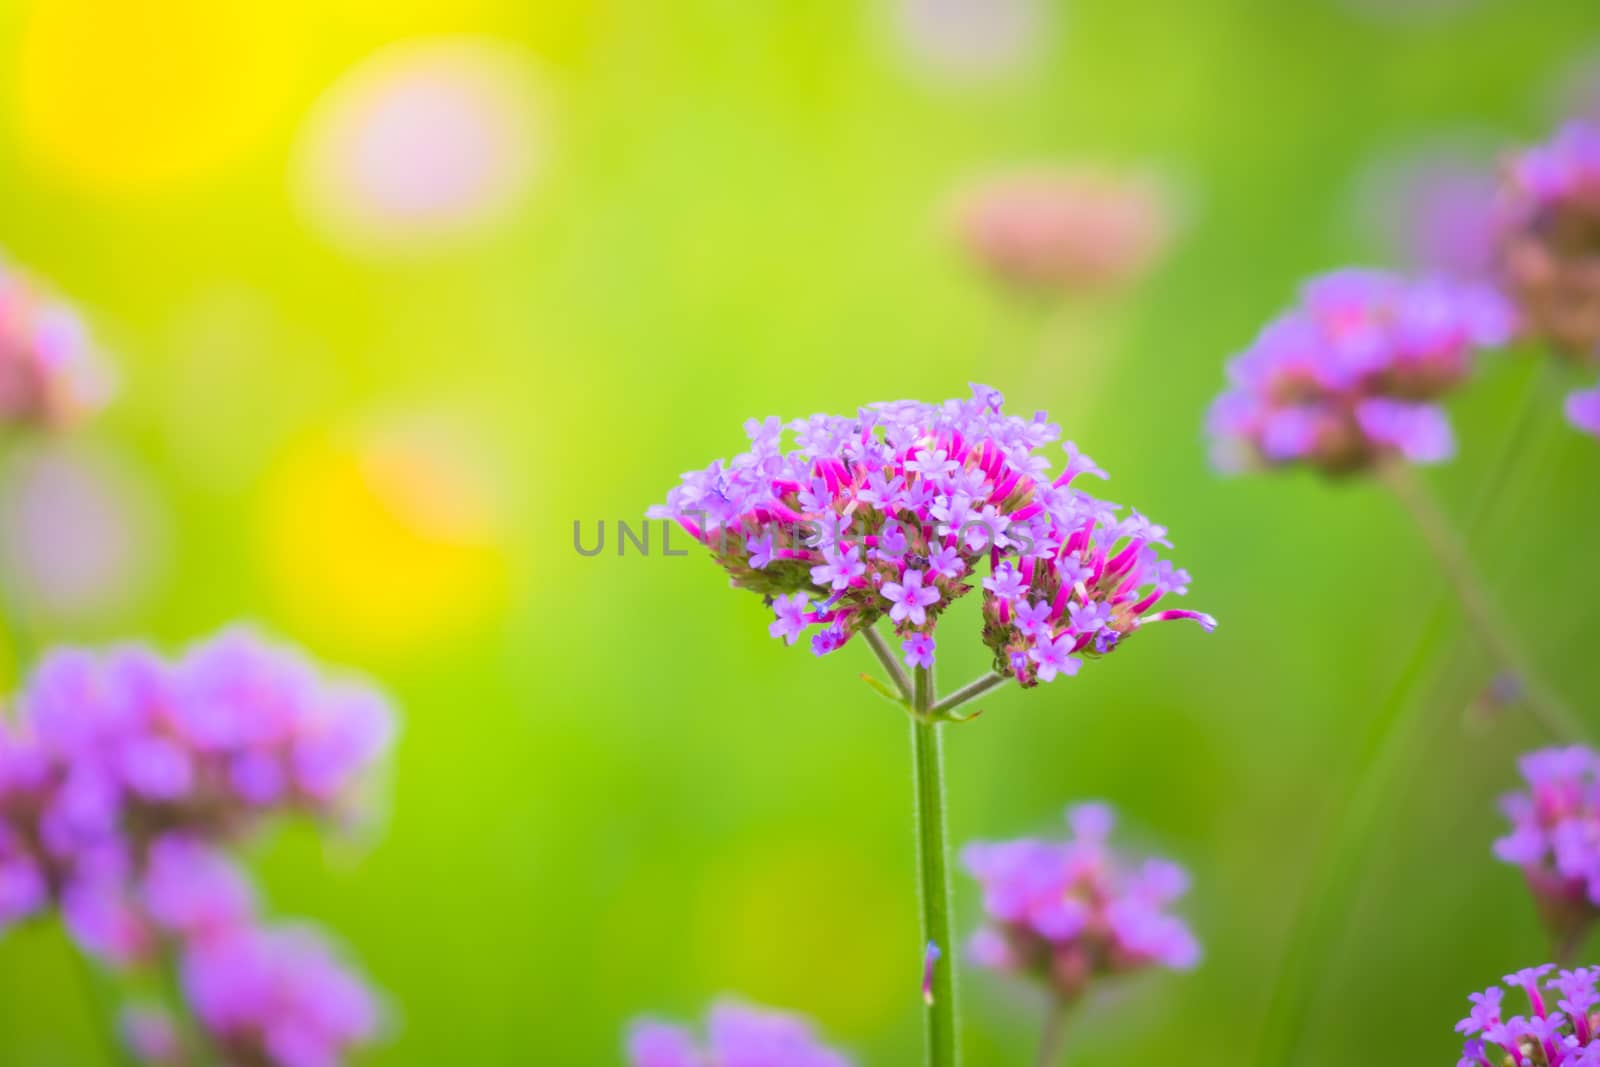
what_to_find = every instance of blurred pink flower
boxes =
[0,255,112,429]
[1497,121,1600,361]
[893,0,1048,80]
[0,443,160,623]
[952,168,1175,295]
[294,38,542,256]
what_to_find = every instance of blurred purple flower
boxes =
[1498,122,1600,361]
[651,386,1212,690]
[1208,269,1514,475]
[9,629,395,853]
[627,999,852,1067]
[962,802,1200,1001]
[141,836,256,945]
[0,628,394,1067]
[1567,383,1600,438]
[1495,747,1600,951]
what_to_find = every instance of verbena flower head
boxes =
[962,802,1200,1001]
[1455,965,1600,1066]
[1567,382,1600,438]
[650,385,1213,690]
[1494,747,1600,948]
[1208,269,1514,475]
[9,629,392,881]
[952,168,1173,293]
[1499,122,1600,361]
[0,628,394,948]
[627,999,852,1067]
[0,254,113,429]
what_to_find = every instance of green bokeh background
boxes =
[0,1,1598,1064]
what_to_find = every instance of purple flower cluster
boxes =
[1207,270,1515,475]
[0,253,112,429]
[627,999,852,1067]
[962,803,1200,1001]
[1494,747,1600,946]
[1456,965,1600,1067]
[651,385,1212,688]
[0,627,393,1066]
[1498,121,1600,361]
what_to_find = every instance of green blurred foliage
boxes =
[0,0,1597,1064]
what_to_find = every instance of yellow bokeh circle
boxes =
[261,418,505,655]
[16,0,307,190]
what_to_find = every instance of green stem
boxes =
[910,666,958,1067]
[1554,926,1588,971]
[930,673,1004,718]
[863,626,913,703]
[1032,998,1073,1067]
[1379,459,1584,742]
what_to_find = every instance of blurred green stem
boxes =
[1033,999,1073,1067]
[1378,458,1583,741]
[911,665,959,1067]
[156,941,225,1067]
[1253,362,1563,1065]
[1555,926,1588,971]
[67,940,135,1067]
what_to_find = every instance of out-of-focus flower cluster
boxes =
[1494,747,1600,950]
[0,254,112,430]
[650,385,1212,691]
[627,999,852,1067]
[952,169,1173,295]
[962,803,1200,1001]
[1455,965,1600,1067]
[0,627,393,1067]
[1207,269,1515,475]
[1498,122,1600,363]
